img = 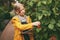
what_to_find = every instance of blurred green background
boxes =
[0,0,60,40]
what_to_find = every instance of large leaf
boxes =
[48,24,54,30]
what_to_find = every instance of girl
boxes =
[11,2,40,40]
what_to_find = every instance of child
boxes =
[11,1,40,40]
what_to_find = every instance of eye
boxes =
[20,9,23,11]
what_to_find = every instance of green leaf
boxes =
[56,23,60,27]
[52,7,59,15]
[42,1,47,5]
[42,10,51,16]
[50,19,56,24]
[29,1,33,7]
[37,14,43,20]
[37,2,41,7]
[48,24,54,30]
[36,28,41,33]
[41,0,52,5]
[47,0,52,5]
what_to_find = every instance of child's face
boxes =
[16,6,25,16]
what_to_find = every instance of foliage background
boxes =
[0,0,60,40]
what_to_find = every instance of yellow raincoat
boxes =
[11,15,34,40]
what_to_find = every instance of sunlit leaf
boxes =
[56,23,60,27]
[41,1,47,5]
[37,14,43,20]
[29,1,33,7]
[48,24,54,30]
[37,2,41,7]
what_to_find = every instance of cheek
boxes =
[21,10,25,14]
[21,10,25,13]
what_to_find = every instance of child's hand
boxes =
[32,21,40,26]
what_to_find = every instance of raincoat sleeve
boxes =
[11,16,33,31]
